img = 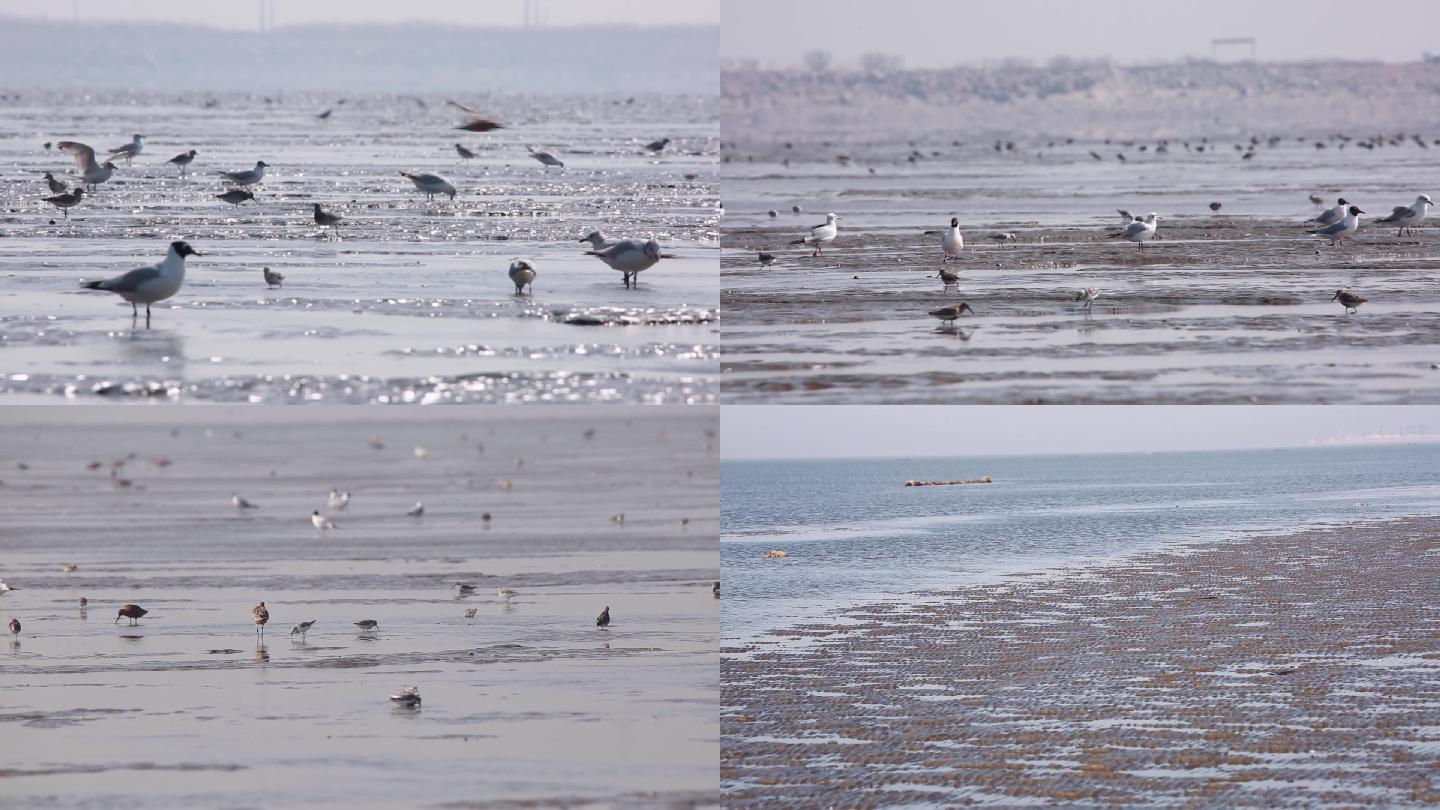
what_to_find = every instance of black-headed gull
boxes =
[79,241,200,328]
[1308,205,1364,245]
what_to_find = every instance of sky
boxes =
[721,0,1440,67]
[721,407,1440,460]
[0,0,718,28]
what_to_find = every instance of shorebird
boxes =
[758,252,776,268]
[712,581,720,597]
[768,209,778,218]
[399,171,456,201]
[497,587,518,600]
[232,492,259,509]
[43,187,85,219]
[0,580,13,592]
[1374,194,1432,236]
[354,619,379,631]
[1331,289,1366,314]
[1075,287,1102,310]
[644,137,670,153]
[43,172,66,194]
[327,489,350,509]
[63,563,78,573]
[463,608,478,618]
[218,161,269,186]
[929,303,975,324]
[937,266,961,287]
[57,142,118,190]
[79,240,200,328]
[252,601,269,637]
[115,604,148,625]
[1108,212,1160,250]
[107,134,144,164]
[595,606,610,627]
[987,232,1018,246]
[79,596,87,608]
[791,213,839,257]
[290,619,315,639]
[167,149,198,176]
[1307,197,1350,226]
[585,239,665,288]
[792,205,802,215]
[1309,194,1325,206]
[390,686,421,707]
[405,501,425,517]
[579,230,615,250]
[508,258,537,295]
[454,582,477,596]
[1209,201,1223,212]
[7,618,19,637]
[312,203,343,235]
[1308,205,1364,245]
[527,147,564,168]
[454,143,476,162]
[217,189,256,206]
[311,511,335,530]
[262,267,284,289]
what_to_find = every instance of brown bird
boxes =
[252,601,270,637]
[454,143,477,161]
[448,101,505,132]
[43,171,66,194]
[79,596,88,608]
[929,303,975,324]
[44,187,85,219]
[115,604,148,625]
[217,189,256,206]
[1331,289,1366,314]
[596,606,610,627]
[312,203,342,234]
[7,618,19,637]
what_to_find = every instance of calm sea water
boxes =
[721,443,1440,641]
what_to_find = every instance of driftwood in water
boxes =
[904,476,992,487]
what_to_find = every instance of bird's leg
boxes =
[146,304,152,329]
[131,302,138,319]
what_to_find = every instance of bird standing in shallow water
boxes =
[791,213,839,257]
[290,619,315,639]
[262,267,284,289]
[1075,288,1102,310]
[454,143,476,163]
[929,303,975,324]
[44,187,85,219]
[354,619,379,631]
[115,604,148,625]
[311,511,335,530]
[596,606,610,627]
[43,172,66,194]
[79,240,200,328]
[1331,289,1366,314]
[7,618,19,637]
[167,149,197,176]
[508,258,537,295]
[312,203,343,236]
[252,602,269,637]
[217,189,256,206]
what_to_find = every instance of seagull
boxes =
[790,213,839,257]
[1331,289,1366,313]
[57,142,118,191]
[43,187,85,219]
[217,189,256,206]
[940,217,963,261]
[327,489,349,509]
[644,137,670,153]
[1308,205,1364,245]
[758,252,776,268]
[0,580,14,592]
[312,203,343,235]
[43,172,66,194]
[115,604,148,625]
[405,501,425,517]
[1374,194,1432,236]
[79,240,200,328]
[929,303,975,324]
[453,582,476,596]
[252,601,269,637]
[311,510,336,530]
[1307,197,1350,226]
[389,686,421,707]
[508,258,537,295]
[262,267,284,288]
[167,149,198,176]
[1075,287,1102,310]
[454,143,477,162]
[232,492,259,509]
[579,231,615,250]
[107,133,144,164]
[585,239,665,288]
[218,161,269,186]
[354,619,379,630]
[596,606,610,627]
[398,171,456,201]
[290,619,315,638]
[1108,212,1160,250]
[527,147,564,168]
[497,587,518,600]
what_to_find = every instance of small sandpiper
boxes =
[644,137,670,153]
[290,619,315,639]
[167,149,198,176]
[508,258,537,295]
[390,686,421,707]
[115,604,148,625]
[405,501,424,517]
[217,189,256,206]
[937,266,961,287]
[1331,289,1366,314]
[929,303,975,324]
[527,146,564,168]
[7,618,19,637]
[497,587,518,600]
[252,602,270,637]
[232,492,259,509]
[454,143,477,162]
[758,252,775,268]
[262,267,284,289]
[1075,288,1102,310]
[463,608,478,618]
[354,619,379,631]
[454,582,477,596]
[43,172,66,194]
[44,187,85,219]
[596,606,611,627]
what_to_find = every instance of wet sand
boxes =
[0,407,719,809]
[722,517,1440,807]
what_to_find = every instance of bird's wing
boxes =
[1117,209,1132,220]
[58,141,98,172]
[1313,220,1346,235]
[446,100,481,114]
[1121,221,1147,238]
[96,264,162,293]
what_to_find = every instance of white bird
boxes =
[107,133,144,164]
[232,492,258,509]
[79,240,200,328]
[390,686,421,707]
[508,258,537,295]
[1306,197,1350,226]
[1308,205,1364,245]
[941,217,963,261]
[578,230,615,250]
[398,171,456,201]
[405,501,424,517]
[290,619,316,638]
[311,510,336,530]
[988,232,1018,246]
[0,579,14,592]
[585,239,665,288]
[1107,212,1159,250]
[263,267,284,289]
[527,146,564,168]
[790,213,839,257]
[57,141,119,190]
[327,489,350,509]
[497,587,518,599]
[454,582,477,596]
[1374,194,1432,236]
[218,161,270,186]
[1075,287,1102,310]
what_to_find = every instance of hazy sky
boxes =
[722,407,1440,459]
[721,0,1440,67]
[0,0,718,28]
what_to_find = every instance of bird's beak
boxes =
[1330,292,1340,301]
[1356,209,1365,214]
[660,253,677,259]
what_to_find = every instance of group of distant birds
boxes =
[34,102,684,327]
[755,190,1433,326]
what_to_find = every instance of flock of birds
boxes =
[34,103,684,327]
[755,191,1434,326]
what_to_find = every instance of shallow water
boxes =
[0,91,719,403]
[721,138,1440,403]
[0,408,719,808]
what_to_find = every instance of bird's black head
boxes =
[950,217,959,228]
[1337,197,1348,205]
[257,161,270,168]
[172,241,200,258]
[1349,206,1364,215]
